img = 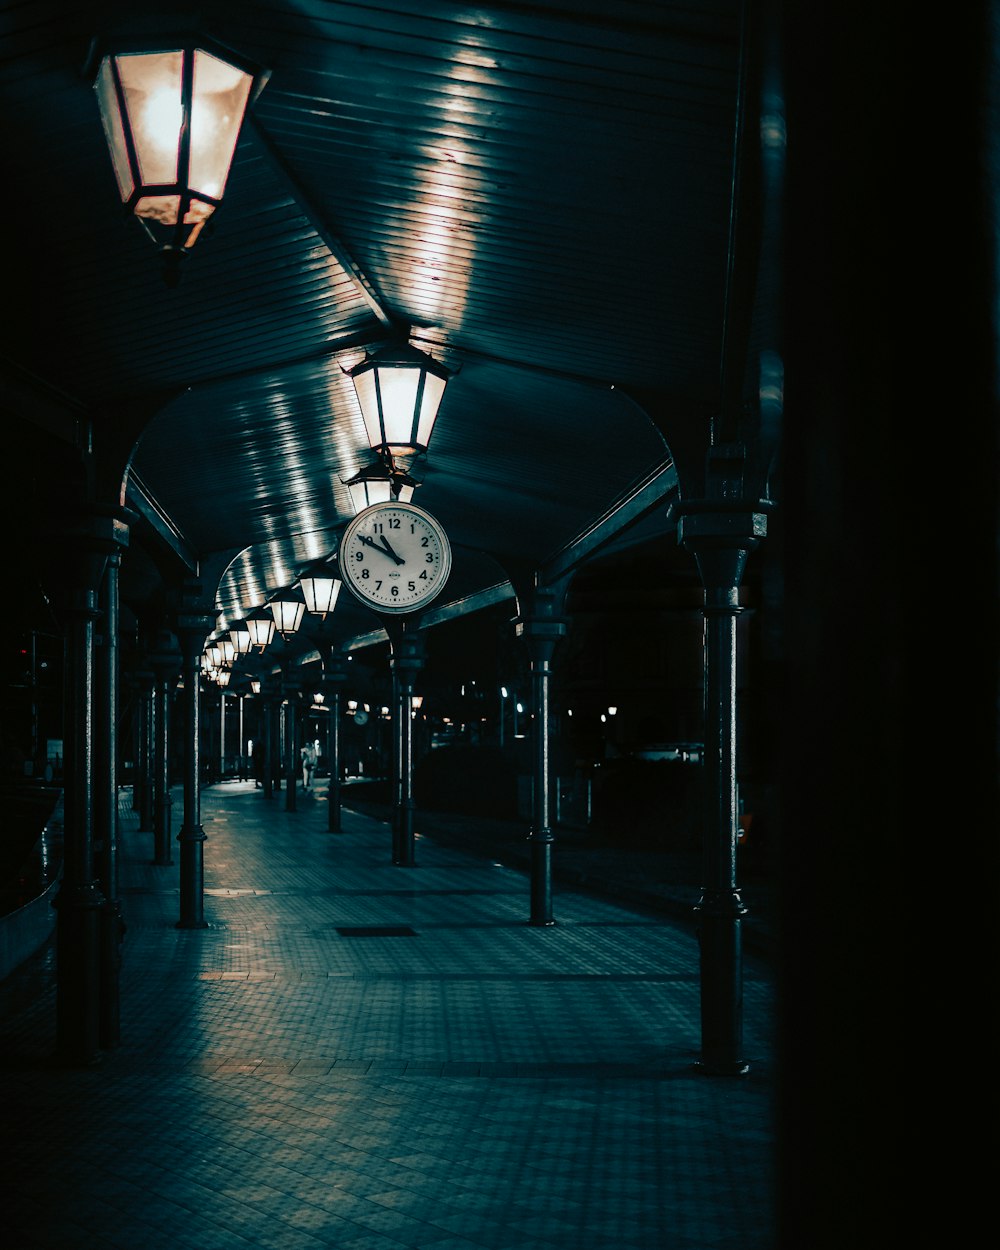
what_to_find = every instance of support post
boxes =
[678,503,767,1076]
[387,622,426,866]
[149,630,181,866]
[48,513,119,1067]
[321,649,349,832]
[94,514,131,1050]
[283,670,300,812]
[176,612,215,929]
[262,683,278,799]
[519,587,568,927]
[135,663,155,832]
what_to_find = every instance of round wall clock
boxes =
[339,500,452,615]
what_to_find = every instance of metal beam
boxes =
[246,117,394,329]
[126,472,199,573]
[542,459,680,582]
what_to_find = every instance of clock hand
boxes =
[357,533,406,565]
[377,534,406,565]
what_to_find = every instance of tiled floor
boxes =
[0,782,776,1249]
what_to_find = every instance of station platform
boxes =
[0,781,776,1249]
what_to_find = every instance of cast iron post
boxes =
[387,622,426,866]
[149,630,180,866]
[283,669,300,812]
[520,588,568,926]
[679,504,766,1076]
[135,660,155,833]
[262,681,279,799]
[321,649,349,832]
[176,612,216,929]
[93,513,131,1049]
[49,513,118,1067]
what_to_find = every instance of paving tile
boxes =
[0,783,776,1250]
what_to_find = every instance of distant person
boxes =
[301,740,317,790]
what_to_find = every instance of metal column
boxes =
[176,614,215,929]
[679,506,766,1076]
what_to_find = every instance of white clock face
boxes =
[339,501,452,614]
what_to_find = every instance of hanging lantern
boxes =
[92,37,268,274]
[299,573,342,619]
[228,620,252,655]
[216,667,231,688]
[250,678,261,695]
[246,610,275,652]
[268,587,306,639]
[345,343,451,458]
[342,459,418,516]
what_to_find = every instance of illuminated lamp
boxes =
[246,610,275,652]
[342,459,418,516]
[92,36,268,280]
[268,587,306,639]
[299,572,342,619]
[345,343,451,459]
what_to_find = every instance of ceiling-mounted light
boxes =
[228,620,252,655]
[268,587,306,639]
[299,571,342,619]
[246,609,275,652]
[345,342,452,459]
[342,457,419,516]
[92,35,268,280]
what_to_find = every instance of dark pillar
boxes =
[149,630,180,866]
[176,613,215,929]
[93,517,131,1050]
[50,517,117,1067]
[520,592,568,927]
[283,670,300,812]
[678,506,766,1076]
[387,624,426,866]
[262,685,278,799]
[135,665,154,832]
[321,650,349,832]
[390,662,402,843]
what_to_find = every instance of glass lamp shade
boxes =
[216,667,231,688]
[250,679,261,694]
[346,344,450,456]
[246,613,275,651]
[216,637,235,666]
[268,591,306,638]
[228,621,252,654]
[344,461,417,515]
[206,642,223,668]
[299,574,341,618]
[94,41,265,253]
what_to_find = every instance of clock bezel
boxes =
[338,500,452,615]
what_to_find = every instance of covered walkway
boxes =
[0,783,774,1249]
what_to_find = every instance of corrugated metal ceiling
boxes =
[1,0,755,668]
